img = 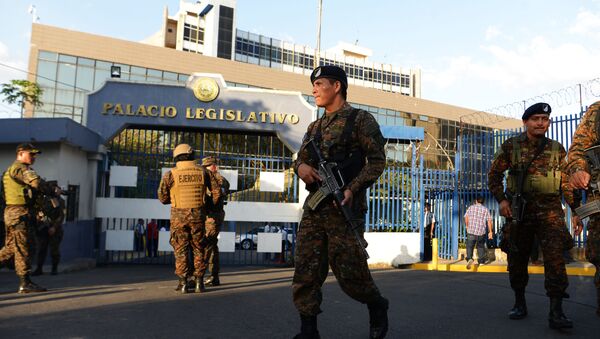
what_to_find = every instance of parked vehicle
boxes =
[236,225,294,250]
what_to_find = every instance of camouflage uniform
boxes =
[204,171,227,281]
[0,161,44,277]
[34,194,65,273]
[565,101,600,313]
[488,132,575,298]
[292,103,386,316]
[157,167,210,280]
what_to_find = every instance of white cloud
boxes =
[423,35,600,117]
[569,10,600,37]
[485,26,501,41]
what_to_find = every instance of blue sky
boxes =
[1,0,600,119]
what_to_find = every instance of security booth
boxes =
[88,73,315,265]
[0,118,102,263]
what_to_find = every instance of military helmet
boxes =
[173,143,193,158]
[202,156,217,167]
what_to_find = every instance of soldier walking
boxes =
[292,65,389,339]
[565,100,600,317]
[488,103,578,329]
[33,181,66,276]
[201,156,229,287]
[0,143,52,293]
[158,143,211,294]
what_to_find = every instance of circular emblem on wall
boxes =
[192,77,220,102]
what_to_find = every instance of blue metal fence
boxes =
[366,111,586,261]
[100,111,586,264]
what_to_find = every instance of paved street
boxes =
[1,265,598,339]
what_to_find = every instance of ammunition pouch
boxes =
[506,172,561,194]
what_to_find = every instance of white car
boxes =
[236,226,294,250]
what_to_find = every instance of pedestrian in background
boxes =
[146,219,159,257]
[423,202,435,261]
[464,196,493,269]
[134,218,146,252]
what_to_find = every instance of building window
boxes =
[183,23,205,45]
[217,5,234,59]
[66,185,80,221]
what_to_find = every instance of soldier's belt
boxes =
[575,200,600,220]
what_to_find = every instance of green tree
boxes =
[1,79,43,117]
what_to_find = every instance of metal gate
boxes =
[96,126,298,266]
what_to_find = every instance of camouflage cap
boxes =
[16,143,41,154]
[202,156,217,167]
[310,65,348,89]
[173,143,193,158]
[522,102,551,120]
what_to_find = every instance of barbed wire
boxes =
[459,77,600,126]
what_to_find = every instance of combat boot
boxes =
[51,264,58,275]
[368,297,389,339]
[195,276,205,293]
[508,289,527,320]
[31,267,43,276]
[18,275,47,293]
[293,315,320,339]
[174,277,188,294]
[548,297,573,329]
[204,275,220,286]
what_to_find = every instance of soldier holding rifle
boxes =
[292,65,388,339]
[488,103,578,329]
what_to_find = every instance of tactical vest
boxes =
[170,160,206,209]
[314,108,365,185]
[506,138,562,194]
[3,162,29,205]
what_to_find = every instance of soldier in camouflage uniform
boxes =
[292,66,389,339]
[0,143,51,293]
[32,181,65,276]
[565,100,600,317]
[158,143,211,294]
[201,156,229,287]
[488,103,577,329]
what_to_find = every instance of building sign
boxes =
[86,73,315,152]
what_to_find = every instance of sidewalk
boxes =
[412,239,596,276]
[412,258,596,275]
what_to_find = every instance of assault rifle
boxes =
[303,138,370,259]
[575,145,600,219]
[505,169,526,254]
